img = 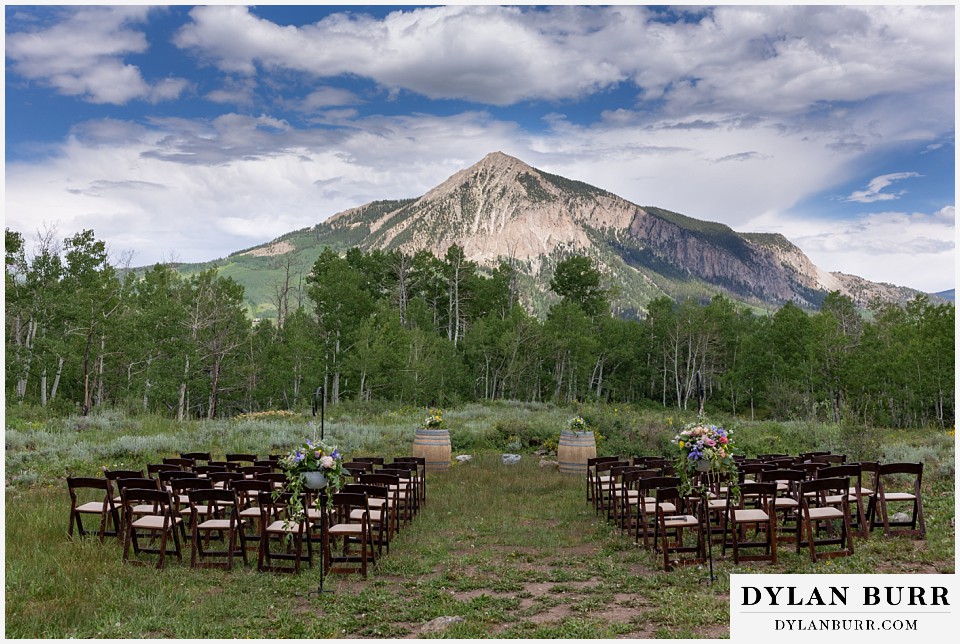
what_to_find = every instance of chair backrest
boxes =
[730,481,777,509]
[795,462,826,477]
[342,483,389,502]
[115,477,160,497]
[209,471,246,488]
[147,463,180,476]
[162,457,195,469]
[180,452,211,464]
[655,486,683,508]
[877,462,923,489]
[252,460,276,470]
[169,477,213,497]
[329,492,370,525]
[799,451,831,460]
[121,486,175,507]
[67,476,112,503]
[759,468,805,497]
[188,488,239,518]
[812,453,846,465]
[225,453,258,464]
[817,464,861,485]
[257,472,288,490]
[192,464,228,477]
[341,461,374,475]
[353,456,386,466]
[104,469,144,486]
[157,469,194,487]
[232,479,272,507]
[238,466,271,478]
[799,476,849,503]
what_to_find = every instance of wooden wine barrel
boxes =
[412,429,451,472]
[558,429,597,476]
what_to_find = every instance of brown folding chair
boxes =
[817,464,868,539]
[231,478,273,554]
[188,488,247,569]
[323,492,375,578]
[759,468,804,544]
[67,476,119,542]
[120,487,183,568]
[872,462,926,539]
[257,491,312,573]
[798,477,854,562]
[656,487,705,571]
[722,481,777,564]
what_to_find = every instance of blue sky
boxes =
[5,4,955,292]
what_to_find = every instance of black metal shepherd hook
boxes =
[309,384,332,596]
[312,385,325,440]
[696,370,705,419]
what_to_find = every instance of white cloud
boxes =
[843,172,922,203]
[746,206,955,292]
[6,6,188,105]
[171,5,953,117]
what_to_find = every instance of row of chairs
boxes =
[585,454,927,570]
[66,454,428,577]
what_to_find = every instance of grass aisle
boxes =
[316,453,728,639]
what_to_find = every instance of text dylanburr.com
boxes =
[730,574,957,641]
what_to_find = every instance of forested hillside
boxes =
[6,228,954,428]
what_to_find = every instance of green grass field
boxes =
[4,403,955,638]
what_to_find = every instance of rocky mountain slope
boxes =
[198,151,932,318]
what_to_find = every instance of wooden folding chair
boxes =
[872,462,926,539]
[120,487,183,568]
[188,488,247,570]
[67,476,119,542]
[722,481,777,565]
[656,487,705,571]
[798,477,854,562]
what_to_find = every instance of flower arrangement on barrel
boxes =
[278,438,347,514]
[671,418,739,496]
[568,415,588,432]
[421,408,446,430]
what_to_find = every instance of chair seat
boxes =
[856,486,874,496]
[239,507,261,518]
[197,518,239,530]
[132,515,182,529]
[265,520,304,534]
[328,523,365,536]
[733,509,769,522]
[881,492,916,501]
[774,497,799,508]
[642,501,676,513]
[807,507,844,520]
[76,501,109,513]
[824,494,847,504]
[663,514,699,528]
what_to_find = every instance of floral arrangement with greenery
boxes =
[567,415,588,432]
[671,417,739,496]
[420,408,446,430]
[277,438,346,515]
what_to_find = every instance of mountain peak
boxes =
[310,152,927,314]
